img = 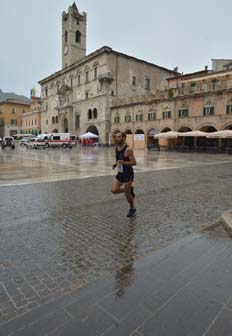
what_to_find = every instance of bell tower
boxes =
[62,3,87,69]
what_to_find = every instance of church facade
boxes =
[38,3,177,143]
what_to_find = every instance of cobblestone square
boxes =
[1,147,232,334]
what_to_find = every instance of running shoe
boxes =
[127,208,136,217]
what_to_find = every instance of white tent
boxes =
[79,132,99,139]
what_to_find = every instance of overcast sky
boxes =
[1,0,232,97]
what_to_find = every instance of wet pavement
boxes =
[1,146,232,335]
[1,145,232,186]
[1,227,232,336]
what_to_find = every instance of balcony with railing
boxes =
[170,79,232,97]
[98,72,113,82]
[55,96,73,112]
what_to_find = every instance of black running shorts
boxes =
[116,172,134,183]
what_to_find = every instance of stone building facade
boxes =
[111,66,232,148]
[0,100,30,137]
[38,3,177,143]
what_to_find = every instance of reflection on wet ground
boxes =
[1,146,232,333]
[1,145,232,186]
[1,226,232,335]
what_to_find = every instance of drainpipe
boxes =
[109,54,119,144]
[132,104,135,149]
[115,54,118,105]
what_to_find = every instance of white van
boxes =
[46,133,77,148]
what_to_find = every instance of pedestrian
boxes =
[111,131,136,217]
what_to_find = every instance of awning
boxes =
[206,130,232,138]
[154,131,179,139]
[178,130,207,137]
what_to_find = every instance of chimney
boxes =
[205,65,208,71]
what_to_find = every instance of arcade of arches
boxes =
[110,124,232,151]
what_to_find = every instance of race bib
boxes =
[117,163,123,173]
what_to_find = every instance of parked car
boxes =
[25,138,46,149]
[19,137,33,146]
[2,136,15,150]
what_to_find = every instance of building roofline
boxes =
[38,46,179,85]
[167,70,209,81]
[211,58,232,61]
[168,67,232,82]
[0,99,30,106]
[111,49,179,75]
[22,110,41,116]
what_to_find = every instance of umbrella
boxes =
[178,130,207,137]
[154,131,179,139]
[79,132,99,139]
[206,130,232,138]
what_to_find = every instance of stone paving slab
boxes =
[1,157,232,334]
[205,307,232,336]
[1,228,231,335]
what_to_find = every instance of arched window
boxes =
[76,31,81,43]
[85,71,89,83]
[88,109,92,120]
[55,116,58,123]
[65,31,68,42]
[94,67,98,80]
[93,108,97,119]
[52,116,55,124]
